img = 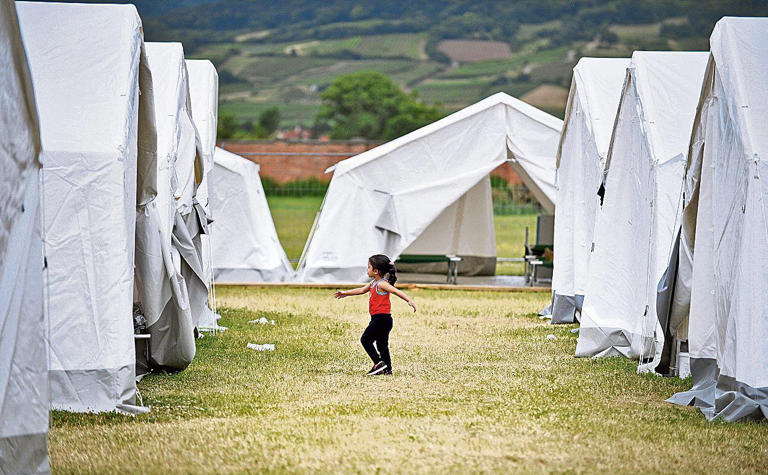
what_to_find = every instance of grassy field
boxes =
[265,196,538,274]
[49,287,768,473]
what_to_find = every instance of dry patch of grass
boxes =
[521,84,569,113]
[437,40,513,63]
[49,287,768,473]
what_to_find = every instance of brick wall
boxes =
[219,140,522,185]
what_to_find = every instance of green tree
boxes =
[315,71,441,140]
[258,107,281,136]
[217,113,239,139]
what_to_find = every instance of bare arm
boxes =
[378,281,416,312]
[334,282,371,299]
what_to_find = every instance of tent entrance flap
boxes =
[399,176,496,276]
[506,147,555,213]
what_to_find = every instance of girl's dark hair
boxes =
[369,254,397,285]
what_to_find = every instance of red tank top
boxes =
[369,279,391,315]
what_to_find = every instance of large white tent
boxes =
[0,2,48,472]
[17,1,155,412]
[136,42,199,372]
[211,148,294,282]
[296,92,562,283]
[575,51,709,359]
[661,17,768,422]
[550,57,629,323]
[185,59,219,330]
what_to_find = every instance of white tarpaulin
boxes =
[185,59,219,329]
[17,1,156,412]
[576,51,709,359]
[665,17,768,422]
[550,57,629,323]
[0,2,48,472]
[211,148,294,282]
[137,42,198,371]
[296,92,562,283]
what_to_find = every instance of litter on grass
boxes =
[247,343,275,351]
[571,328,580,334]
[249,317,275,325]
[546,334,557,341]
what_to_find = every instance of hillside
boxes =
[69,0,768,128]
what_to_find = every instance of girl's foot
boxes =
[377,369,392,376]
[366,361,388,375]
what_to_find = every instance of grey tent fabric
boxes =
[654,230,682,375]
[184,59,219,330]
[550,294,582,324]
[134,42,201,374]
[0,2,48,472]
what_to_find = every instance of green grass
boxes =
[50,287,768,472]
[495,213,538,275]
[266,195,324,263]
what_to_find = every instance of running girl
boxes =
[334,254,417,375]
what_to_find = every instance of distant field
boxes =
[266,195,537,275]
[437,40,513,62]
[218,101,320,127]
[290,59,415,87]
[609,22,662,41]
[415,78,493,105]
[440,59,518,79]
[199,20,707,128]
[282,33,426,59]
[521,84,570,112]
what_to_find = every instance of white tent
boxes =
[184,59,218,328]
[575,51,709,358]
[211,148,294,282]
[0,2,48,472]
[662,17,768,422]
[550,57,629,323]
[136,42,199,372]
[296,92,562,283]
[185,59,219,330]
[17,1,156,412]
[186,59,218,218]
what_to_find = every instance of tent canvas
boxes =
[575,51,709,359]
[136,42,199,372]
[211,148,294,282]
[296,92,562,283]
[17,1,156,412]
[663,17,768,422]
[184,59,219,329]
[0,2,48,472]
[550,57,629,324]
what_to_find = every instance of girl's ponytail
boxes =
[387,262,398,285]
[369,254,397,285]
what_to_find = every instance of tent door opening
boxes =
[397,176,497,276]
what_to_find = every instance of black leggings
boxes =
[360,313,393,369]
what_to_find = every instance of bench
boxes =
[524,244,553,286]
[395,254,462,284]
